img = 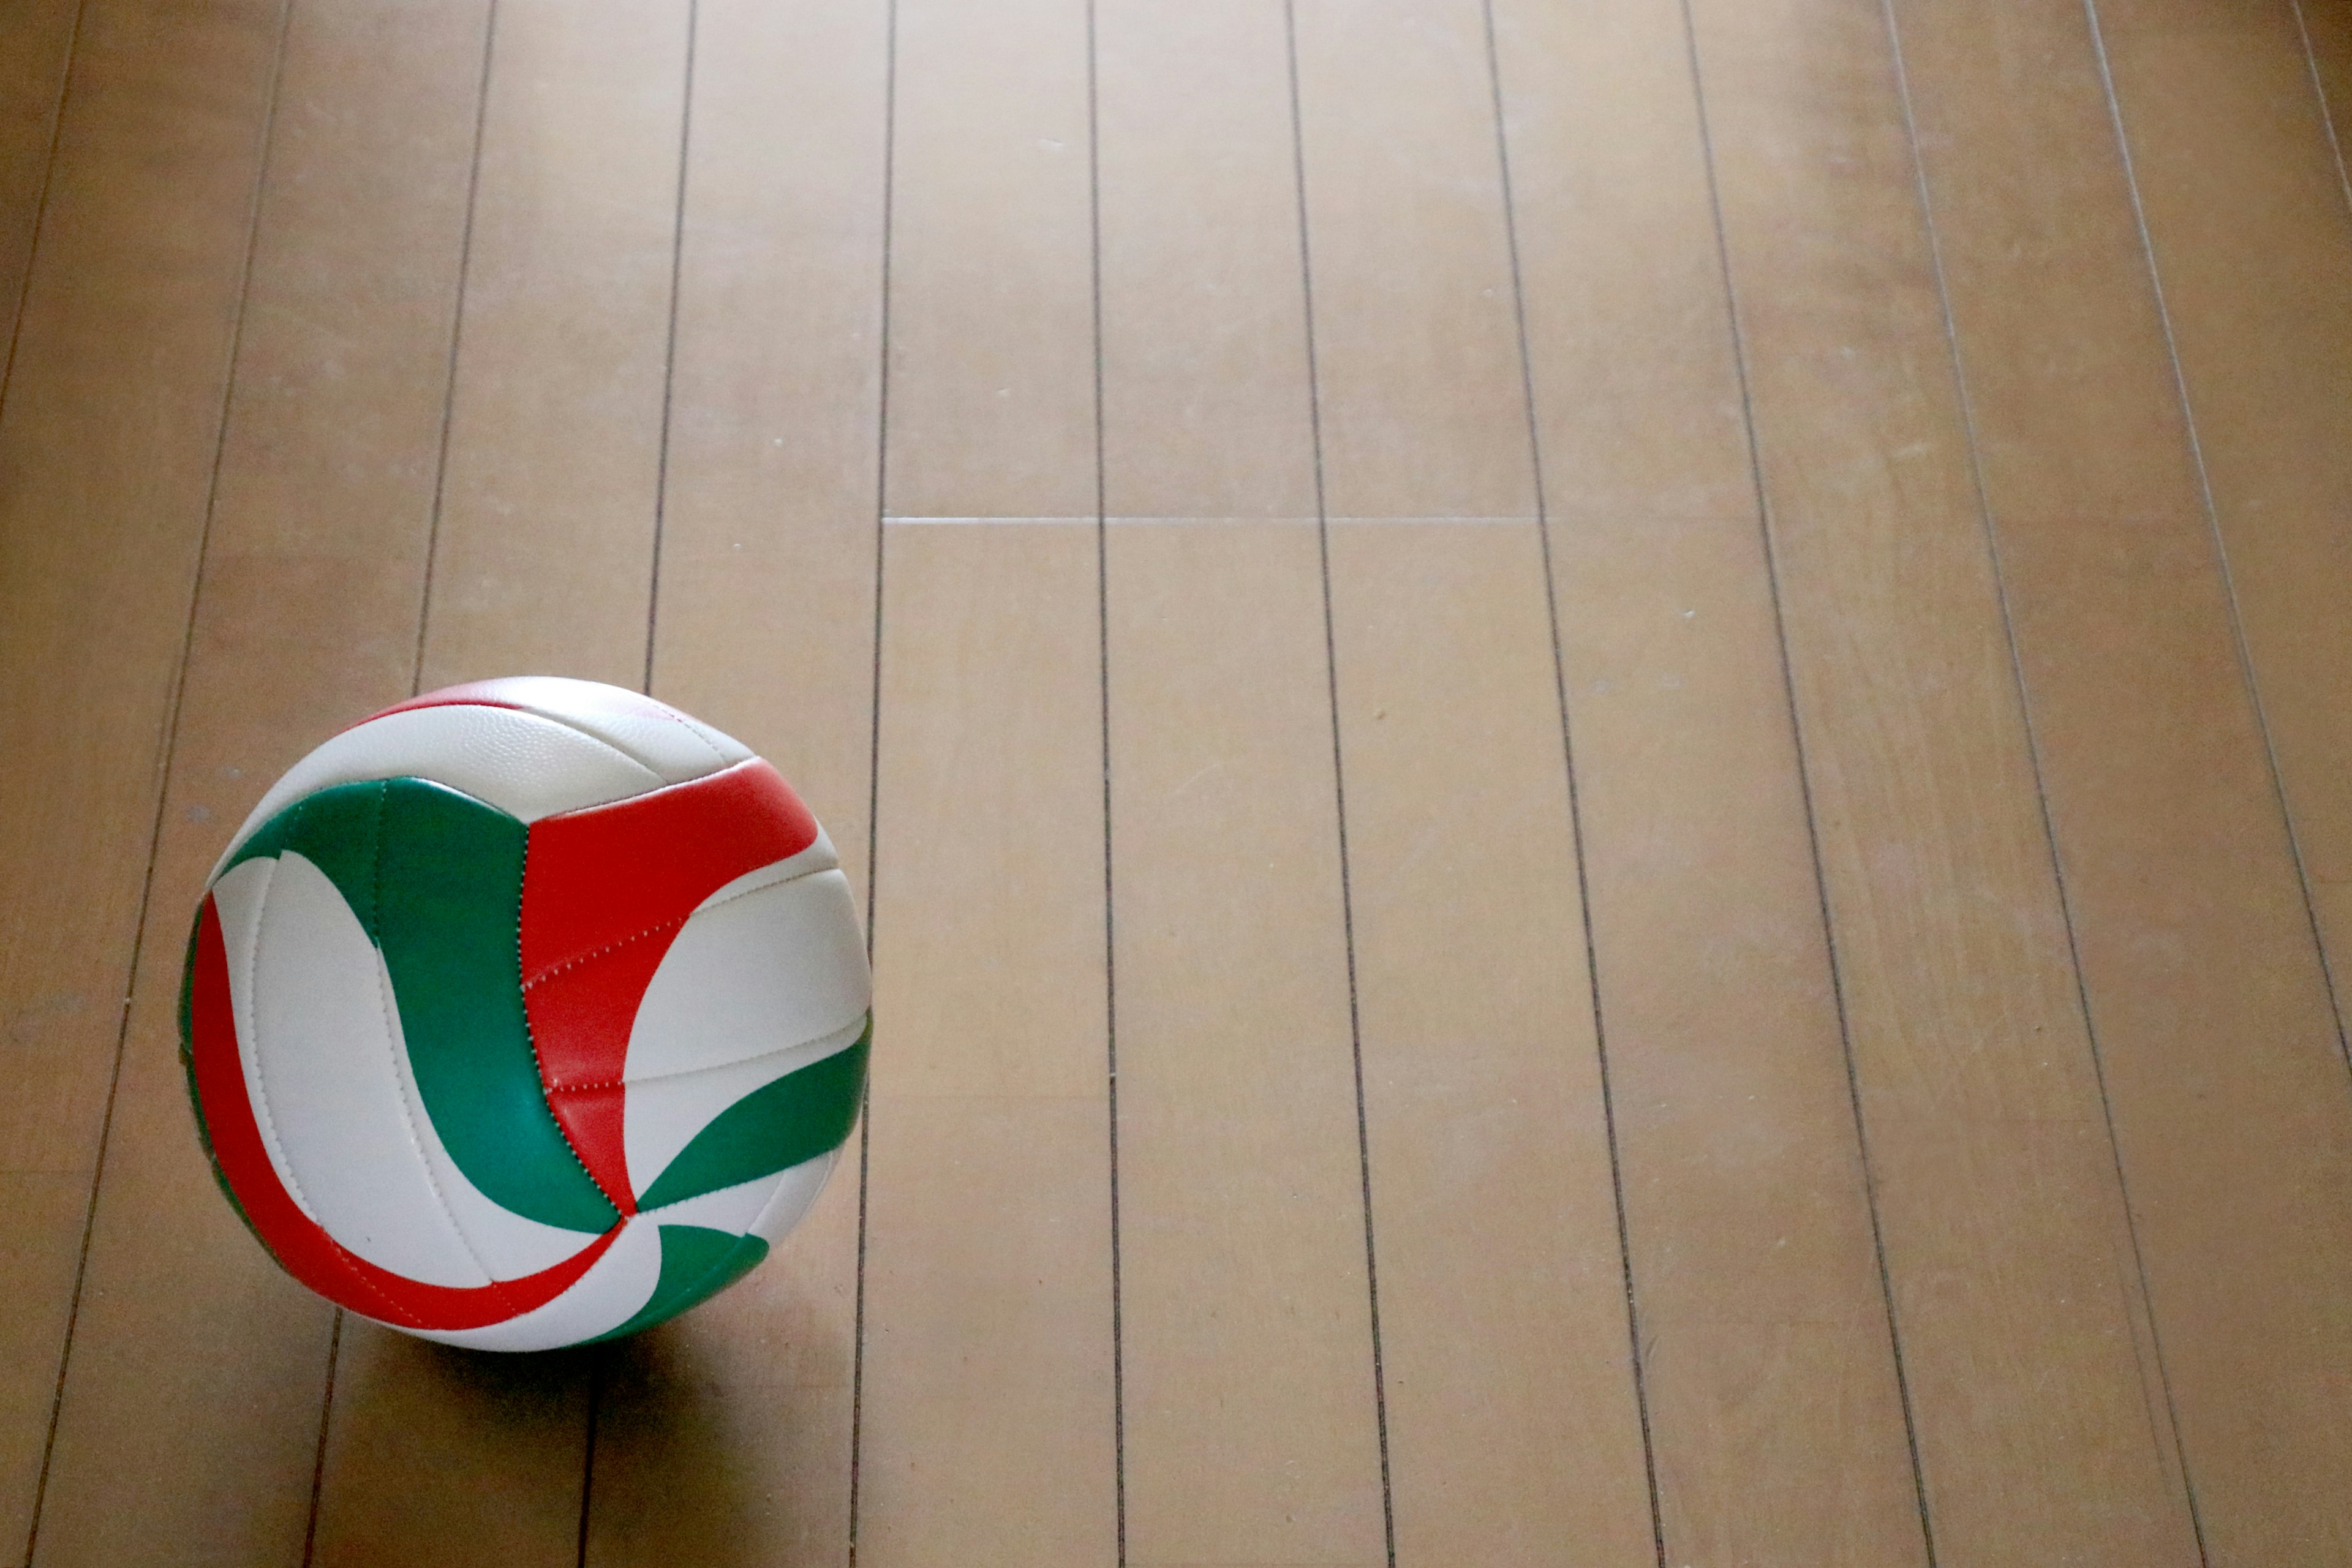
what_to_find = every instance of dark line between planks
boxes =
[412,0,502,692]
[298,1311,344,1567]
[1081,0,1128,1558]
[1278,4,1397,1562]
[2288,0,2352,219]
[1672,0,1942,1561]
[2079,0,2352,1085]
[22,1,299,1559]
[1474,2,1668,1562]
[641,0,698,697]
[0,0,91,428]
[846,0,900,1553]
[1884,2,2210,1558]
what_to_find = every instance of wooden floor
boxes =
[4,0,2352,1562]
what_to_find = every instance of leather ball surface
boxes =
[178,677,870,1351]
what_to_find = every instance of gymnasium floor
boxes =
[4,0,2351,1561]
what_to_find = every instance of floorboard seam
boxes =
[412,0,502,692]
[1083,0,1128,1557]
[641,0,698,696]
[2079,0,2352,1085]
[846,0,901,1554]
[1886,4,2211,1558]
[1280,5,1398,1561]
[1477,3,1669,1562]
[1674,0,1940,1560]
[0,0,89,428]
[21,1,298,1556]
[2288,0,2352,218]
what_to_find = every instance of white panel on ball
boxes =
[624,867,873,1085]
[693,827,842,908]
[749,1149,840,1245]
[622,1012,870,1201]
[639,1169,790,1234]
[407,1217,665,1353]
[221,853,494,1289]
[213,703,666,876]
[210,858,308,1223]
[454,675,755,783]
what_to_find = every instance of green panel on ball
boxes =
[224,778,620,1235]
[591,1224,772,1344]
[633,1018,872,1212]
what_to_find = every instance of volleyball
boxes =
[177,677,870,1351]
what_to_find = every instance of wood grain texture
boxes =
[2307,0,2352,210]
[1292,1,1660,1558]
[1684,0,2201,1555]
[24,0,488,1560]
[0,0,288,1555]
[862,526,1116,1565]
[414,0,686,693]
[1553,517,1927,1567]
[1294,0,1533,521]
[2093,0,2352,1024]
[857,7,1112,1558]
[1329,522,1657,1565]
[1493,1,1926,1559]
[1096,0,1314,522]
[1895,0,2352,1555]
[581,0,888,1556]
[1491,0,1755,521]
[0,0,78,379]
[13,0,2352,1556]
[881,0,1091,521]
[1096,13,1385,1557]
[1107,522,1385,1566]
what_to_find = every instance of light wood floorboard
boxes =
[0,0,80,381]
[580,0,888,1557]
[1684,0,2203,1555]
[1494,2,1928,1560]
[13,0,2352,1561]
[2,0,292,1558]
[1893,0,2352,1555]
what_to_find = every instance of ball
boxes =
[178,677,870,1351]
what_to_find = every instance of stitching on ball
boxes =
[547,1010,869,1094]
[517,827,631,1218]
[517,858,839,992]
[695,856,838,914]
[519,913,690,992]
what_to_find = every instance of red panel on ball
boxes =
[519,757,820,1205]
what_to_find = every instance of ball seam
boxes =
[367,780,513,1309]
[518,858,840,994]
[517,824,635,1218]
[243,843,415,1329]
[546,1009,869,1095]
